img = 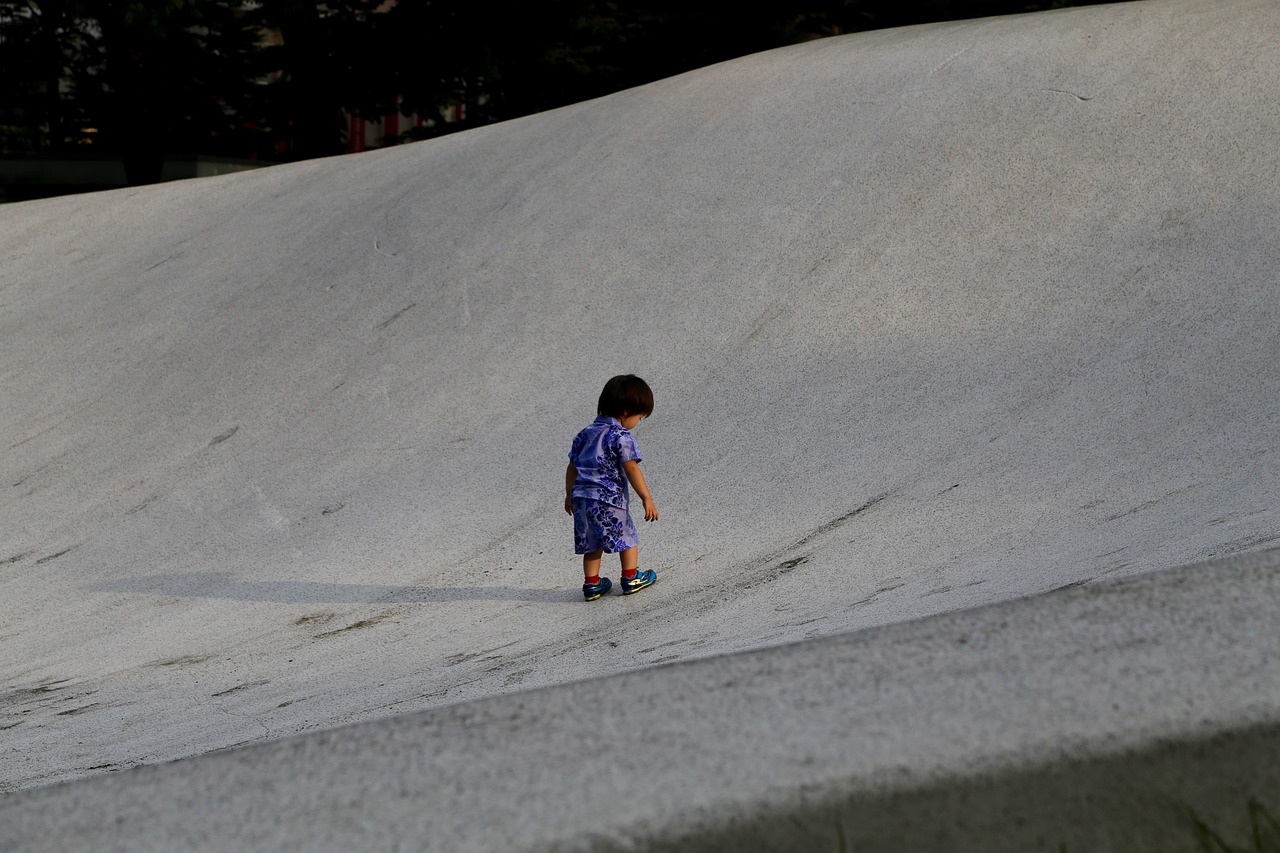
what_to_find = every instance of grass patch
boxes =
[1180,799,1280,853]
[1058,799,1280,853]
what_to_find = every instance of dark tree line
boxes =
[0,0,1123,185]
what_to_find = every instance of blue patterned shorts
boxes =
[572,498,638,555]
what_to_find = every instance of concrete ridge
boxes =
[3,547,1279,851]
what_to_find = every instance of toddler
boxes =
[564,375,659,601]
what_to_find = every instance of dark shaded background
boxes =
[0,0,1129,185]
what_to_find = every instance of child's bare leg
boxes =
[583,549,603,580]
[619,546,639,574]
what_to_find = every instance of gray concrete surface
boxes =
[4,549,1279,852]
[2,0,1279,845]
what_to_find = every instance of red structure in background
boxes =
[346,97,465,153]
[382,97,398,144]
[348,113,366,152]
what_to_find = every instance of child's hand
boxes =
[623,460,658,522]
[642,496,659,522]
[564,496,574,516]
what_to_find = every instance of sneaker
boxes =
[621,569,657,595]
[582,577,612,601]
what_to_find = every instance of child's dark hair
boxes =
[598,374,654,419]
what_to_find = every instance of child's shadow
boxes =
[88,571,572,604]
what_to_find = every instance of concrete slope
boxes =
[2,0,1279,796]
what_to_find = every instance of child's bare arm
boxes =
[564,463,577,515]
[622,459,658,521]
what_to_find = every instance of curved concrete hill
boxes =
[2,0,1278,832]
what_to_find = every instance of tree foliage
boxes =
[0,0,1127,185]
[1,0,272,180]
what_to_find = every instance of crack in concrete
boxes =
[1042,87,1096,101]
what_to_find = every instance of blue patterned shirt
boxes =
[569,416,642,509]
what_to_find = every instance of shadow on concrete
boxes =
[88,571,571,604]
